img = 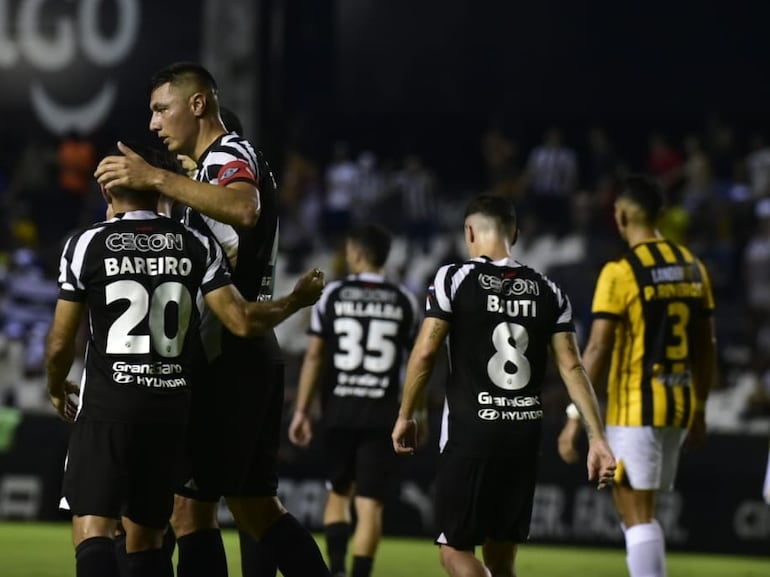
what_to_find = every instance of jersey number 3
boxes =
[487,321,531,391]
[105,280,193,357]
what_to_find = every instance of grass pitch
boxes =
[0,521,767,576]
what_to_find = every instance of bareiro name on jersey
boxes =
[105,256,193,276]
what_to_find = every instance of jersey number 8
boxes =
[487,321,531,391]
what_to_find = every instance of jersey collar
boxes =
[472,255,521,267]
[114,210,161,220]
[196,133,228,170]
[350,272,385,282]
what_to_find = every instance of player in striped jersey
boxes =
[95,63,331,577]
[392,194,615,577]
[48,144,324,577]
[289,224,419,577]
[558,175,717,577]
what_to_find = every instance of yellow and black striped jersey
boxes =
[592,239,715,428]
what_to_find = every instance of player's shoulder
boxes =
[205,133,257,163]
[324,277,347,296]
[432,258,481,282]
[511,261,570,300]
[62,218,116,249]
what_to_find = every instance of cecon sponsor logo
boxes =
[478,274,540,296]
[106,232,184,253]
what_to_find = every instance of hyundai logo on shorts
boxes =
[478,408,500,421]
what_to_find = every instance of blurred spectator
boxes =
[323,140,358,244]
[280,149,323,272]
[0,248,58,376]
[647,132,683,191]
[746,133,770,199]
[523,126,578,236]
[681,135,713,213]
[705,117,738,192]
[354,150,386,221]
[394,154,437,253]
[744,198,770,328]
[480,127,521,198]
[584,126,620,189]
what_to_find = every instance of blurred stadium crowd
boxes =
[0,118,768,434]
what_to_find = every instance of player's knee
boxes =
[227,496,286,540]
[124,527,165,553]
[353,497,384,525]
[170,496,218,537]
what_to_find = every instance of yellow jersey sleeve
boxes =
[696,259,715,314]
[591,260,634,318]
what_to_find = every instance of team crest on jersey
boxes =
[221,167,239,179]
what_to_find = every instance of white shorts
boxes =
[605,426,688,491]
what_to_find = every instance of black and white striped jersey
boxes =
[184,133,281,362]
[426,256,575,457]
[57,210,232,424]
[309,273,419,430]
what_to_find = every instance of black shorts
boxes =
[178,355,284,501]
[324,427,399,502]
[62,419,186,529]
[433,451,537,551]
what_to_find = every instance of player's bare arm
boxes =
[551,330,616,489]
[289,335,326,447]
[45,299,83,422]
[392,317,449,455]
[552,331,607,441]
[580,317,616,394]
[205,268,325,338]
[95,142,260,228]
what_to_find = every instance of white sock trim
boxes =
[625,523,663,548]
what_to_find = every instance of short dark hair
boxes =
[106,142,182,202]
[347,224,392,268]
[464,194,517,231]
[150,61,218,95]
[618,174,664,221]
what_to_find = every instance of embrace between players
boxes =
[46,61,713,577]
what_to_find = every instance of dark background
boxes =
[3,0,770,183]
[273,0,770,182]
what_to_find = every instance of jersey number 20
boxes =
[487,321,531,391]
[105,280,193,357]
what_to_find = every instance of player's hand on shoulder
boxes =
[557,417,581,464]
[292,268,326,307]
[288,411,313,447]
